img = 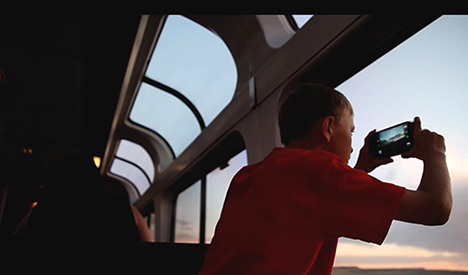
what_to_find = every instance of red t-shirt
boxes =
[199,148,405,275]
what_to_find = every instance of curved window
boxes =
[116,139,155,181]
[130,83,201,157]
[109,139,155,197]
[146,15,237,126]
[335,15,468,271]
[130,15,238,158]
[110,158,150,196]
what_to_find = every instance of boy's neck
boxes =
[285,138,323,152]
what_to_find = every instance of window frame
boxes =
[127,14,237,160]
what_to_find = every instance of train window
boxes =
[335,15,468,270]
[172,132,246,244]
[174,180,201,243]
[130,15,237,157]
[109,139,154,198]
[205,149,248,243]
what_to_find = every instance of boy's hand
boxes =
[354,129,394,173]
[401,117,446,161]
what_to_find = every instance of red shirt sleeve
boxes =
[322,156,405,244]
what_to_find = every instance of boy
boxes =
[199,83,451,275]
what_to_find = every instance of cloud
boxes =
[446,146,468,185]
[176,218,194,230]
[335,259,468,272]
[174,218,199,243]
[174,232,198,243]
[336,242,459,258]
[336,181,468,272]
[335,241,468,271]
[382,166,397,182]
[383,183,468,255]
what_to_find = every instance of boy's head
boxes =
[278,83,354,161]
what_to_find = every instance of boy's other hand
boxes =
[354,129,393,173]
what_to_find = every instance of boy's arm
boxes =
[355,117,452,225]
[131,205,155,242]
[395,117,452,225]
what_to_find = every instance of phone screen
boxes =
[370,121,414,159]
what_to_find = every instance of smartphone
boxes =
[369,121,414,159]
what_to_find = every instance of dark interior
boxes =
[0,15,141,236]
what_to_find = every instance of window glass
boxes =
[206,149,248,243]
[145,15,238,126]
[292,15,313,29]
[115,139,155,182]
[130,82,201,157]
[335,15,468,271]
[174,180,201,243]
[110,158,150,196]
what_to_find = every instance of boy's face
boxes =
[329,108,355,163]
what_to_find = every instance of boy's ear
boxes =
[322,116,335,142]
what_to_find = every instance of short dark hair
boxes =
[278,83,352,145]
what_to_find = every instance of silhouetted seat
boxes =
[1,237,209,274]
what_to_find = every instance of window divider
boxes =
[142,76,206,130]
[200,175,207,244]
[114,155,153,187]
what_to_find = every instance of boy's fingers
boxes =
[364,129,376,143]
[402,117,421,159]
[379,158,394,165]
[401,151,412,158]
[413,116,421,131]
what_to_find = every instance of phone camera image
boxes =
[370,121,414,159]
